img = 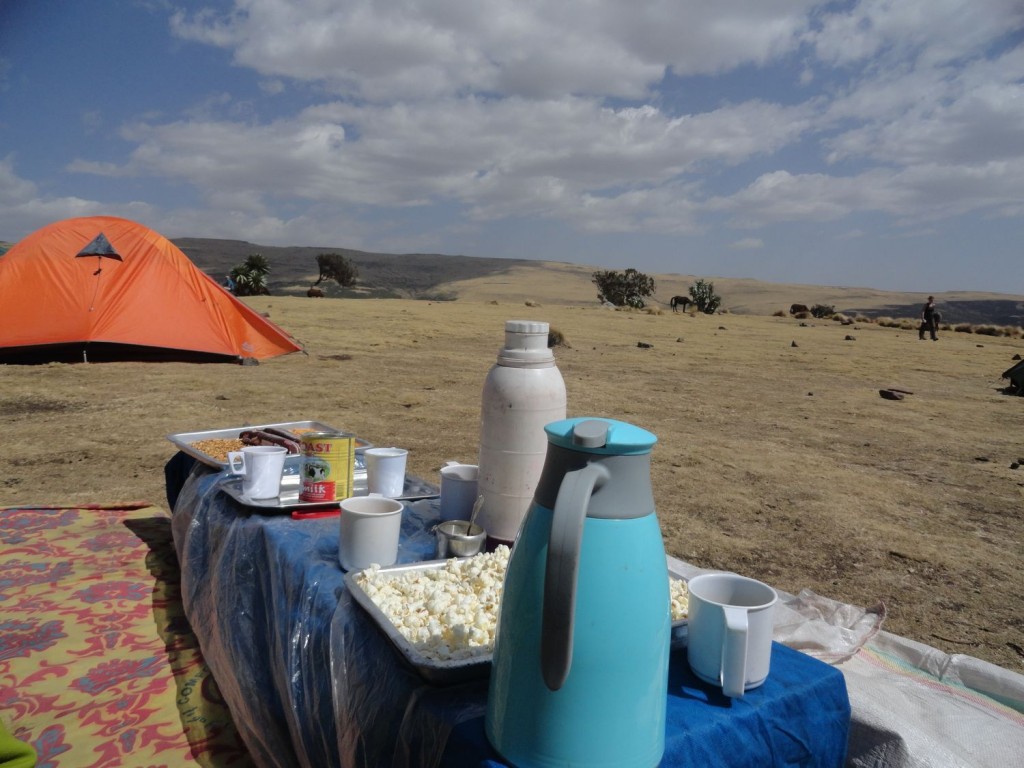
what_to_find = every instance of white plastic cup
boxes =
[439,462,479,522]
[226,445,288,499]
[363,447,408,498]
[338,496,405,571]
[686,572,778,698]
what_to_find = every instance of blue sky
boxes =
[2,0,1022,294]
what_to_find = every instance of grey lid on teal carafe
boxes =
[543,417,657,455]
[533,417,657,521]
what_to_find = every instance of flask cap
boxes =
[497,319,555,366]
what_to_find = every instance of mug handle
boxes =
[721,605,749,698]
[226,451,246,475]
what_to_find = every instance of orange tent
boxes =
[0,216,303,363]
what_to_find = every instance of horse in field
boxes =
[670,296,691,313]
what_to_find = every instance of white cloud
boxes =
[0,155,38,204]
[148,0,1023,244]
[731,238,764,250]
[823,46,1024,166]
[0,157,151,239]
[170,0,816,101]
[807,0,1024,67]
[75,94,815,237]
[706,159,1024,228]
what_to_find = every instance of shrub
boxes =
[688,279,722,314]
[548,327,569,347]
[810,304,835,318]
[794,311,811,319]
[592,268,656,308]
[954,323,973,333]
[773,309,786,317]
[974,325,1001,337]
[230,253,271,296]
[832,312,849,323]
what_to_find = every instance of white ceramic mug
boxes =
[439,462,479,522]
[338,496,405,571]
[363,447,408,498]
[686,572,778,698]
[226,445,288,499]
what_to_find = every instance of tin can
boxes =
[299,431,356,503]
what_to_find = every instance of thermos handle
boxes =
[541,461,610,691]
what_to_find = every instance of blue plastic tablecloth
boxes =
[169,455,850,768]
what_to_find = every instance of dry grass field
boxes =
[2,276,1022,672]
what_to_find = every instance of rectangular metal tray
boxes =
[345,560,689,686]
[218,471,439,512]
[167,420,373,471]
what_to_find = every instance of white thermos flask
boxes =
[477,320,567,544]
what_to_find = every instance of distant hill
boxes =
[4,233,1019,325]
[845,299,1024,327]
[171,237,1024,327]
[171,238,536,300]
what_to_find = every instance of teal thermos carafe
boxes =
[486,417,670,768]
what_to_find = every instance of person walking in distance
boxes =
[919,296,939,341]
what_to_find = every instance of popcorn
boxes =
[669,576,690,622]
[356,546,511,662]
[356,547,690,662]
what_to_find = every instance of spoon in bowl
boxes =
[464,494,484,536]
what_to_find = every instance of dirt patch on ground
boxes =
[2,297,1022,671]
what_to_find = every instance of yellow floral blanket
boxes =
[1,504,253,768]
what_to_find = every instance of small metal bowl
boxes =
[435,520,487,559]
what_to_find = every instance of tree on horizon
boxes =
[313,252,359,290]
[592,268,656,309]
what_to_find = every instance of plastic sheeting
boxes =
[771,580,1024,767]
[171,462,442,767]
[169,458,851,768]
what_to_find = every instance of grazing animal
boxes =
[670,296,691,313]
[790,303,809,315]
[307,287,324,298]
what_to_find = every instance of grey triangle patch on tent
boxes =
[76,232,122,261]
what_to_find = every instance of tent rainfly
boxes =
[0,216,303,363]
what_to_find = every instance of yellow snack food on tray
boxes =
[356,547,690,662]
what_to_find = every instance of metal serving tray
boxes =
[344,560,689,686]
[218,471,439,512]
[166,420,373,470]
